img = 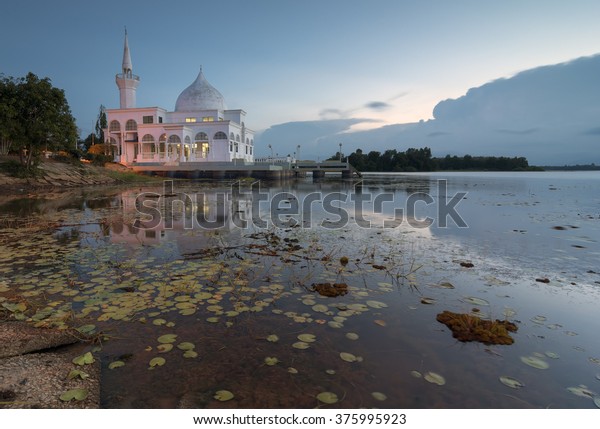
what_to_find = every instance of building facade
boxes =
[104,32,254,165]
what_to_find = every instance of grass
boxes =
[102,169,163,183]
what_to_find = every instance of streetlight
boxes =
[296,144,301,163]
[339,143,342,162]
[268,144,273,165]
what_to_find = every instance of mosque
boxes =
[104,31,254,165]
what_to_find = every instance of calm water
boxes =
[1,171,599,408]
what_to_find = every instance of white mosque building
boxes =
[104,31,254,165]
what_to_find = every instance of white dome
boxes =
[175,68,226,112]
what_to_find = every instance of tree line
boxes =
[333,148,533,172]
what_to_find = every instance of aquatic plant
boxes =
[436,310,518,345]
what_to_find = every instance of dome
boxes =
[175,68,227,112]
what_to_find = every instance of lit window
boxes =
[185,117,197,123]
[203,117,214,122]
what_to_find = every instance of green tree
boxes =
[0,72,78,169]
[94,104,107,144]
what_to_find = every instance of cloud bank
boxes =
[257,54,600,165]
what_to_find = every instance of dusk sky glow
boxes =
[1,0,599,160]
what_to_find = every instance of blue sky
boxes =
[1,0,599,157]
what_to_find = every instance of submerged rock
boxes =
[436,310,518,345]
[0,322,79,358]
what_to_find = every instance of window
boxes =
[109,120,120,132]
[214,132,227,140]
[202,117,214,122]
[185,117,197,123]
[158,117,163,124]
[184,136,191,144]
[230,132,235,140]
[142,134,155,143]
[168,135,181,144]
[125,119,137,131]
[236,134,240,142]
[195,132,208,141]
[250,147,253,155]
[229,142,233,152]
[143,116,153,124]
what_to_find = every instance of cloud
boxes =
[583,127,600,135]
[495,128,539,135]
[364,101,391,111]
[427,131,451,137]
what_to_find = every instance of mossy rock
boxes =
[311,283,348,298]
[436,310,518,345]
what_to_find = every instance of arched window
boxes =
[125,119,137,131]
[159,134,167,154]
[236,134,240,142]
[229,132,235,140]
[214,132,227,140]
[142,134,155,155]
[246,138,249,144]
[250,139,254,146]
[168,135,181,143]
[142,134,155,143]
[195,132,208,141]
[184,136,191,144]
[109,120,120,132]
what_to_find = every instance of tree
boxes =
[94,104,107,144]
[0,72,78,169]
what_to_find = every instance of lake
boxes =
[1,171,599,408]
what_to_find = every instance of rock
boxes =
[0,322,79,358]
[311,282,348,298]
[0,351,100,408]
[436,310,518,345]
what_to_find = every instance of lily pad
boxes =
[108,361,125,370]
[567,385,596,398]
[312,304,328,313]
[545,351,560,359]
[214,390,234,401]
[59,388,89,402]
[264,357,279,366]
[297,334,316,343]
[183,350,198,358]
[345,332,359,340]
[288,367,298,374]
[371,392,387,401]
[292,341,310,350]
[157,334,178,344]
[149,357,166,367]
[76,324,96,334]
[410,370,422,378]
[366,300,388,309]
[67,369,89,380]
[72,352,95,366]
[424,371,446,386]
[499,375,524,389]
[177,342,195,351]
[340,352,357,362]
[266,334,279,343]
[157,344,173,353]
[463,297,489,306]
[420,297,435,305]
[521,355,549,369]
[316,391,339,404]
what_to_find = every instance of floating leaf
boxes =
[152,318,167,326]
[420,297,435,305]
[371,392,387,401]
[521,355,549,369]
[59,388,88,402]
[183,350,198,358]
[424,371,446,386]
[264,357,279,366]
[266,334,279,343]
[410,370,422,378]
[366,300,388,309]
[545,351,560,359]
[328,321,343,328]
[149,357,166,367]
[340,352,357,362]
[316,392,338,404]
[325,369,336,375]
[214,390,234,401]
[108,361,125,370]
[292,341,310,350]
[157,344,173,353]
[298,334,316,343]
[463,297,489,306]
[72,352,95,366]
[312,304,328,313]
[499,376,524,389]
[177,342,195,351]
[345,332,359,340]
[157,334,177,344]
[76,324,96,334]
[432,281,455,289]
[567,385,596,398]
[206,317,219,323]
[374,319,387,327]
[67,369,89,380]
[589,357,600,365]
[288,367,298,374]
[531,315,547,324]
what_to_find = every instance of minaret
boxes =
[115,29,139,109]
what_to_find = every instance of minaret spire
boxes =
[115,28,139,109]
[122,27,133,77]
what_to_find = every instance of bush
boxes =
[0,159,39,178]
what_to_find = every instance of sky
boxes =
[1,0,599,160]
